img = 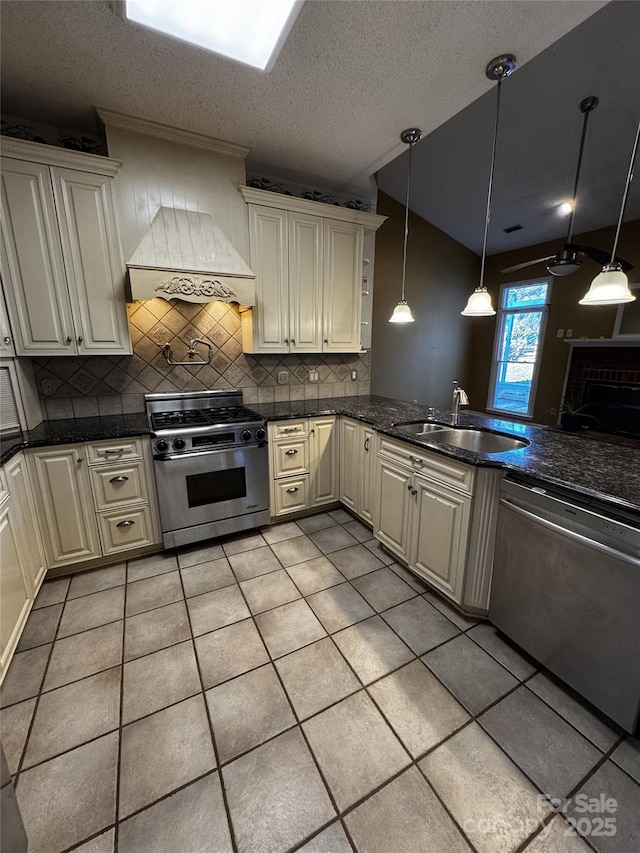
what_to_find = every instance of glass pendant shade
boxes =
[389,300,415,323]
[461,286,496,316]
[579,263,636,306]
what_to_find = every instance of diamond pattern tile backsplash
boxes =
[33,300,371,419]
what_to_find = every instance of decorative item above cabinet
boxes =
[239,186,386,354]
[0,138,132,357]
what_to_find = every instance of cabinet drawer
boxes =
[273,439,309,478]
[98,504,155,555]
[90,461,148,510]
[87,437,145,465]
[273,476,309,516]
[378,436,474,495]
[271,420,308,438]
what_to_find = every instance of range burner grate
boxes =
[151,410,210,430]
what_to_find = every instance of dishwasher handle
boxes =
[500,497,640,568]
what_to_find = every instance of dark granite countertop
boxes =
[0,412,149,466]
[2,397,638,516]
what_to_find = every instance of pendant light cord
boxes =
[566,102,595,245]
[610,115,640,263]
[401,141,413,302]
[479,76,503,290]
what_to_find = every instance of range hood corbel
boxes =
[127,207,256,306]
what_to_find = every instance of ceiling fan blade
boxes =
[567,244,633,272]
[501,256,555,274]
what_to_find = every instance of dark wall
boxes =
[463,219,640,422]
[370,192,479,409]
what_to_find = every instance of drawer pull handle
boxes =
[109,476,129,484]
[285,449,298,456]
[409,455,424,468]
[116,519,135,528]
[282,428,298,433]
[364,437,370,452]
[286,486,299,493]
[104,448,126,455]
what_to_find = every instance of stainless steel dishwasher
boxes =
[490,477,640,732]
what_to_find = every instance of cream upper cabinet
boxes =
[240,187,386,354]
[27,445,101,569]
[0,139,131,357]
[247,205,289,353]
[0,284,16,356]
[51,167,131,355]
[322,220,363,353]
[289,213,323,353]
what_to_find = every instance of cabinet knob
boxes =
[109,475,129,483]
[411,488,417,496]
[116,519,135,528]
[76,457,84,464]
[285,449,298,456]
[78,335,84,344]
[3,335,12,346]
[291,338,295,344]
[284,339,289,344]
[66,336,72,344]
[324,339,328,344]
[407,484,412,491]
[286,486,299,493]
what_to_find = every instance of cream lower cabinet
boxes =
[374,436,501,612]
[339,417,377,525]
[269,417,338,517]
[27,445,101,569]
[0,139,131,356]
[0,496,31,677]
[27,436,161,571]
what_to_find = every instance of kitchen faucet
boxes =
[451,380,469,425]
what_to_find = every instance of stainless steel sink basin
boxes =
[394,422,449,438]
[426,428,529,454]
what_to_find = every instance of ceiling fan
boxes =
[501,96,633,277]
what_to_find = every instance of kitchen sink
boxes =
[393,422,449,437]
[426,428,529,454]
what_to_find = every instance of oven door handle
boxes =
[155,448,259,462]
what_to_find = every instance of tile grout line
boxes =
[232,564,359,852]
[12,582,69,781]
[111,553,131,853]
[175,558,240,853]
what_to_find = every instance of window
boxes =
[487,280,550,418]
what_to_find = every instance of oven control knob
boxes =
[155,439,169,453]
[172,437,186,451]
[255,427,266,441]
[240,429,252,442]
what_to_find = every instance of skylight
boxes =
[125,0,301,71]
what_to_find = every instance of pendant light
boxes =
[579,114,639,306]
[389,128,422,323]
[462,54,516,317]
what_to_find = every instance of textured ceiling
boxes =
[0,0,605,198]
[377,1,640,255]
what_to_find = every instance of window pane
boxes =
[504,283,548,308]
[493,310,543,415]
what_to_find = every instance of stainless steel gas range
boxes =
[146,390,270,549]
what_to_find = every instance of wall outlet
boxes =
[556,328,564,338]
[308,369,319,383]
[566,328,573,338]
[350,369,358,381]
[277,370,289,385]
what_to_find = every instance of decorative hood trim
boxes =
[127,207,255,305]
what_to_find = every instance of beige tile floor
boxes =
[1,508,639,853]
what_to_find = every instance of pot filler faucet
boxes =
[451,380,469,425]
